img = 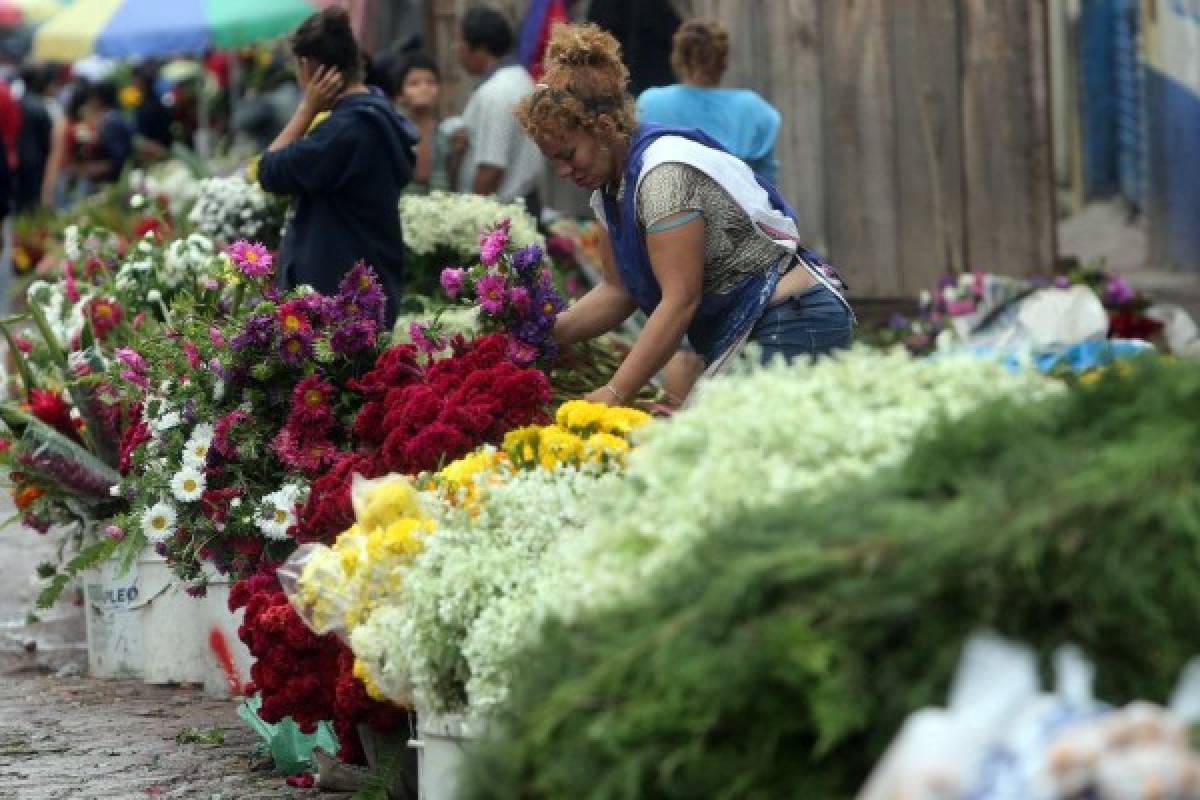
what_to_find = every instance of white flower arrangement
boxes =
[399,191,543,259]
[132,161,203,217]
[188,175,285,246]
[350,466,620,717]
[526,347,1063,630]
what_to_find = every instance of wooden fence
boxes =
[425,0,1057,298]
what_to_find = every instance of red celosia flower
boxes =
[118,405,150,474]
[28,389,76,439]
[347,345,422,400]
[1109,310,1164,340]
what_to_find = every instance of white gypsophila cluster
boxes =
[160,234,216,289]
[526,346,1063,630]
[134,162,203,217]
[399,191,543,257]
[63,225,82,262]
[349,467,619,717]
[188,175,281,244]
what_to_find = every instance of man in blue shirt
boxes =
[258,8,417,326]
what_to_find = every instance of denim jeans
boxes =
[747,284,854,365]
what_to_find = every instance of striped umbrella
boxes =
[33,0,324,61]
[0,0,62,28]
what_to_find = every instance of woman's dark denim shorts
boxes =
[747,284,854,365]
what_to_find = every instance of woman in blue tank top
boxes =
[515,23,853,407]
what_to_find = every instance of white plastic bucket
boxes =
[83,557,144,678]
[410,708,480,800]
[136,551,254,697]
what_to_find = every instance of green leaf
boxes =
[0,320,36,398]
[36,536,120,608]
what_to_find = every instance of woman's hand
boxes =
[300,62,345,113]
[584,386,625,406]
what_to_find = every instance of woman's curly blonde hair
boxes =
[515,24,638,146]
[671,19,730,85]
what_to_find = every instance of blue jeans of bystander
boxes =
[747,284,854,365]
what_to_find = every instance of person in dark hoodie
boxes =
[258,7,417,326]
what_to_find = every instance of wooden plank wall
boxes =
[689,0,1056,296]
[424,0,1056,298]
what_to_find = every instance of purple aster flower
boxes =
[475,273,508,315]
[337,263,386,325]
[516,317,551,344]
[440,267,467,299]
[183,399,197,424]
[330,319,377,355]
[279,329,315,365]
[512,245,544,274]
[296,293,338,325]
[231,313,277,351]
[531,284,566,323]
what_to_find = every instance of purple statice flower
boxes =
[1053,275,1072,289]
[154,542,168,556]
[440,267,466,299]
[330,319,377,355]
[183,399,197,424]
[228,240,273,278]
[1103,274,1136,307]
[279,328,315,365]
[475,273,508,315]
[889,313,910,331]
[512,245,544,275]
[231,313,277,351]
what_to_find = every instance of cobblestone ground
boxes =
[0,513,325,800]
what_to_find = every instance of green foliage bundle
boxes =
[460,358,1200,799]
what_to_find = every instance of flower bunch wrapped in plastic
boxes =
[430,220,566,365]
[230,566,402,766]
[188,174,287,248]
[281,474,433,638]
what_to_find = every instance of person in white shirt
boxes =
[454,7,545,212]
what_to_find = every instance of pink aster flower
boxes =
[115,347,147,372]
[440,267,466,299]
[208,326,226,348]
[228,240,273,278]
[409,321,445,356]
[479,227,510,266]
[475,273,508,315]
[289,375,336,428]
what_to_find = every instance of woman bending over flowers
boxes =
[515,24,854,406]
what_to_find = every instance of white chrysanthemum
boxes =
[141,501,177,543]
[258,485,306,540]
[170,467,206,503]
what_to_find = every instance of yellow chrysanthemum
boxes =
[353,476,424,532]
[585,432,631,463]
[555,400,607,432]
[354,658,389,702]
[596,406,652,436]
[538,429,586,470]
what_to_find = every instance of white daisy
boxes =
[258,485,305,540]
[170,467,206,503]
[151,410,181,433]
[141,502,177,543]
[182,424,215,467]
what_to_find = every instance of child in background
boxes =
[391,53,449,194]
